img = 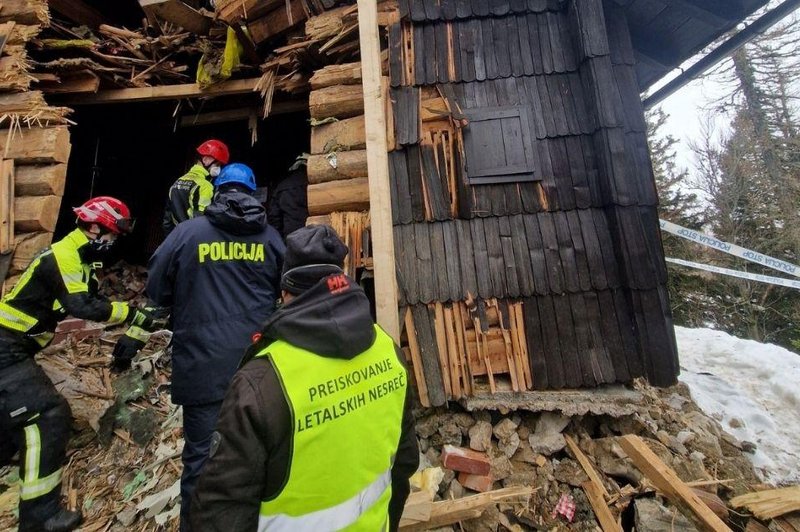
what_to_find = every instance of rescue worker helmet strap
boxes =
[215,163,256,191]
[73,196,135,235]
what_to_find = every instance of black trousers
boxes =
[180,400,223,532]
[0,357,71,528]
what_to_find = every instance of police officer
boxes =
[0,196,164,532]
[190,225,419,531]
[162,139,230,236]
[117,163,285,531]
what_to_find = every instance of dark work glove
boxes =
[127,306,168,333]
[111,328,148,372]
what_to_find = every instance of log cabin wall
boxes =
[388,0,678,406]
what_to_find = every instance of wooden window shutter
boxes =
[462,105,538,184]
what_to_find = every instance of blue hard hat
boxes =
[215,162,256,191]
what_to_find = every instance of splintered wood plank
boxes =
[582,480,621,532]
[731,486,800,521]
[397,224,420,305]
[619,435,733,532]
[442,222,462,301]
[404,308,430,407]
[513,302,532,388]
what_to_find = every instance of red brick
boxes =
[441,444,491,475]
[56,318,87,332]
[458,471,494,493]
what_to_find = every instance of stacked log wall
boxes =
[0,5,71,294]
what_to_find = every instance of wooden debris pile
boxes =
[28,21,214,91]
[401,382,800,531]
[0,326,183,531]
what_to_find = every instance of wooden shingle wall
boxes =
[390,0,678,405]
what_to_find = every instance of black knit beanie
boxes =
[280,224,349,295]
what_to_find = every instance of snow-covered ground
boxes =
[676,326,800,485]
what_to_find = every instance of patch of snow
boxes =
[676,326,800,485]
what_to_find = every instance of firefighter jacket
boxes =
[146,187,285,406]
[190,274,419,532]
[0,229,131,369]
[162,164,214,235]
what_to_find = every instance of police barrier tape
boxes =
[665,257,800,290]
[659,219,800,278]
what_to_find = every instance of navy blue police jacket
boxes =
[146,188,285,405]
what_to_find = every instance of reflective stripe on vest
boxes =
[257,326,406,531]
[257,468,391,532]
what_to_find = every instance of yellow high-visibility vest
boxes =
[256,326,407,531]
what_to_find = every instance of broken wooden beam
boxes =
[15,164,67,196]
[399,486,534,531]
[307,150,368,184]
[307,177,370,216]
[310,62,363,90]
[248,0,307,44]
[310,115,366,154]
[52,78,261,105]
[618,435,732,532]
[730,486,800,521]
[565,435,610,499]
[14,195,61,232]
[0,54,33,91]
[0,126,71,164]
[310,84,364,120]
[138,0,212,34]
[39,70,99,95]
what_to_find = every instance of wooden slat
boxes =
[247,0,306,43]
[311,62,363,89]
[582,480,622,532]
[404,308,430,407]
[565,435,609,498]
[619,435,733,532]
[731,487,800,521]
[0,160,14,254]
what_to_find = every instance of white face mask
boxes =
[209,165,221,178]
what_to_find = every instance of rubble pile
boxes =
[0,263,797,531]
[403,382,796,531]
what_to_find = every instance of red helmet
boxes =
[196,139,230,164]
[73,196,134,235]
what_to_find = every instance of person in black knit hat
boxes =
[191,224,419,531]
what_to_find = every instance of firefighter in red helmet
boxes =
[0,196,166,532]
[162,139,230,236]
